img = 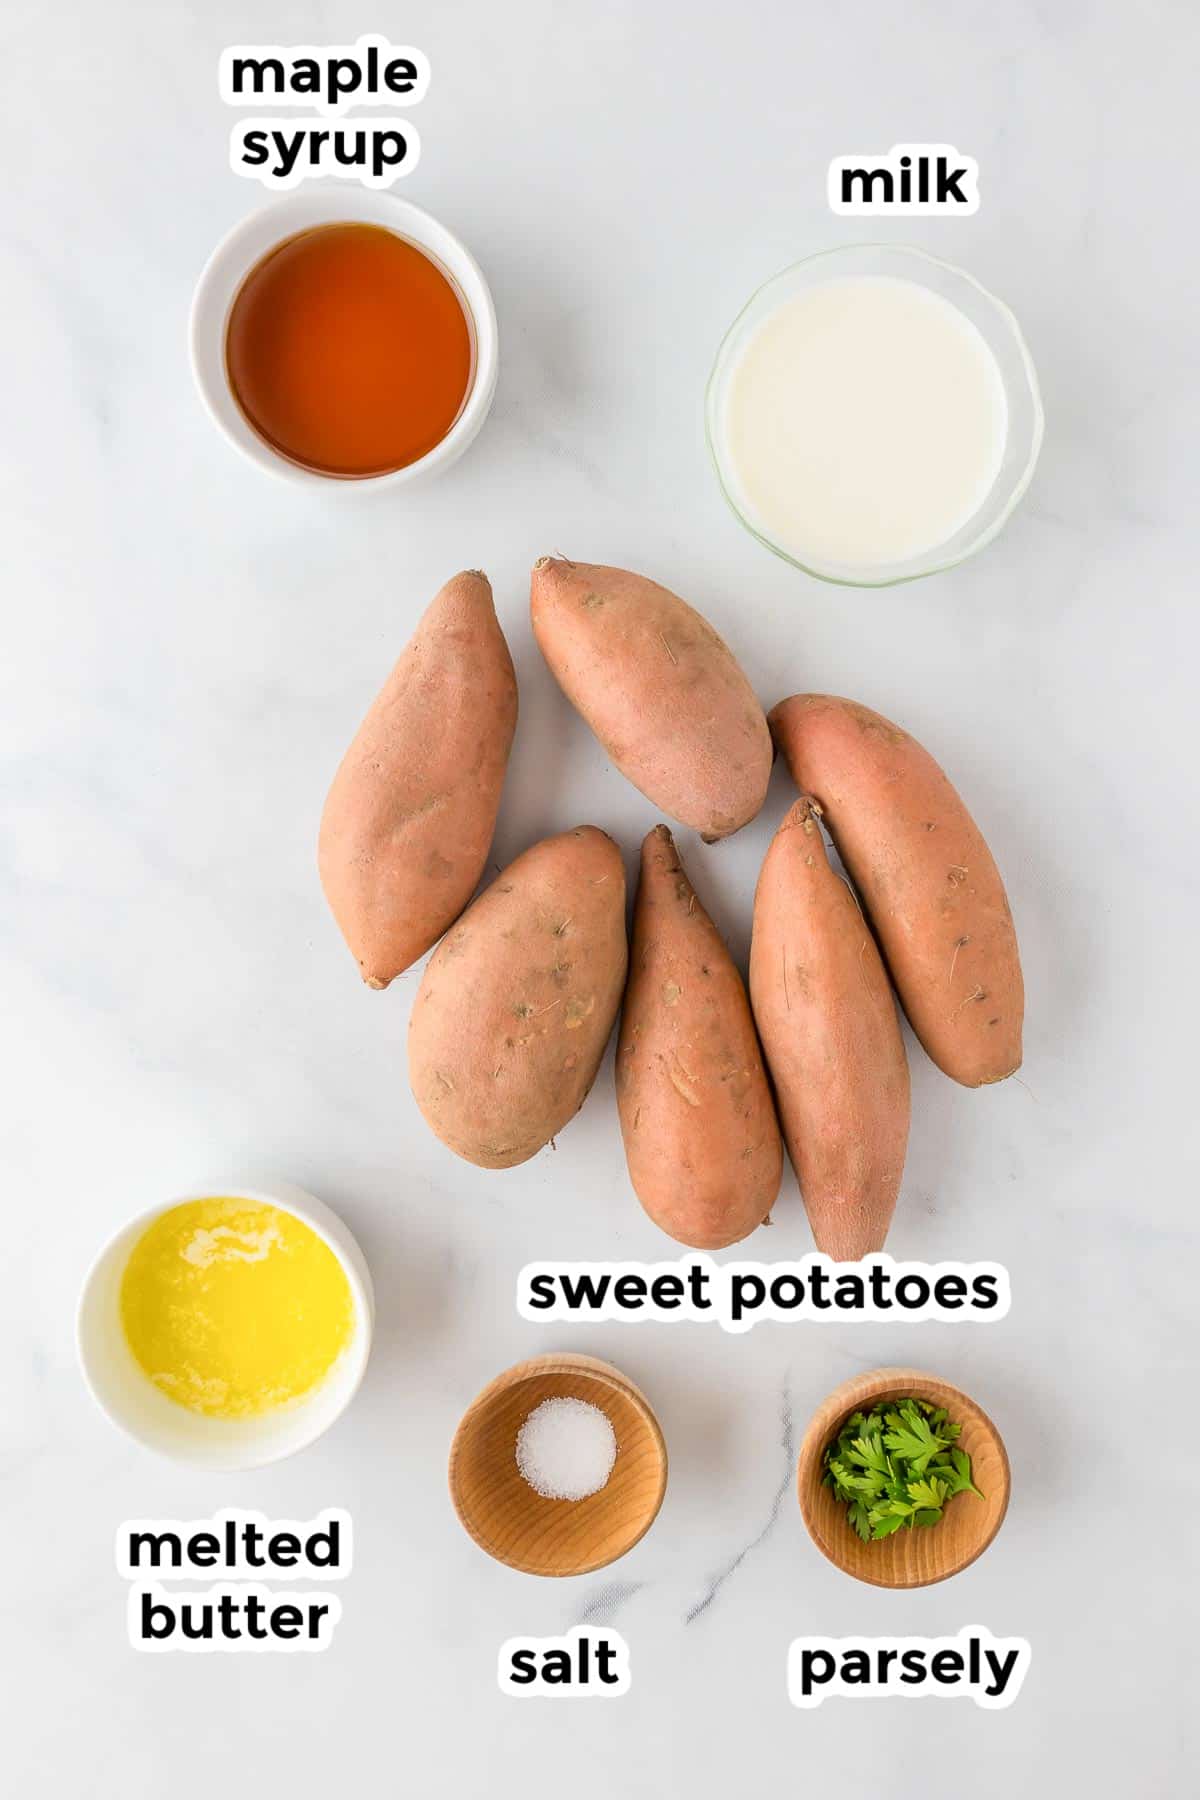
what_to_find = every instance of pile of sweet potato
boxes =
[319,559,1023,1258]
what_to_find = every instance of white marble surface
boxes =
[3,2,1197,1793]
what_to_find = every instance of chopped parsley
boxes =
[823,1398,983,1541]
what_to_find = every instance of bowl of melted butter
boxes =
[78,1180,374,1468]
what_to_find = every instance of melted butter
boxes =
[120,1197,355,1418]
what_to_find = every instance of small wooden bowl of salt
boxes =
[449,1353,668,1576]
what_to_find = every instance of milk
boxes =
[721,275,1008,570]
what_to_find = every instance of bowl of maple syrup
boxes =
[190,191,498,487]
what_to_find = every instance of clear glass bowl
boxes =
[705,243,1044,587]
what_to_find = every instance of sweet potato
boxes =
[750,799,910,1258]
[616,826,782,1249]
[769,695,1023,1086]
[407,827,627,1168]
[318,570,517,988]
[529,557,771,840]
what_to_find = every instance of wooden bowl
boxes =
[797,1367,1010,1589]
[449,1353,668,1577]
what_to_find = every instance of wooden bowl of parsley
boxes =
[797,1367,1010,1588]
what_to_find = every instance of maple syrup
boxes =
[225,222,474,478]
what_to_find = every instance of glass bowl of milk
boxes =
[706,244,1043,586]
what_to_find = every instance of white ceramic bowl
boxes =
[77,1179,374,1470]
[189,190,498,488]
[706,243,1044,587]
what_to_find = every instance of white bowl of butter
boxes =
[706,243,1043,586]
[77,1180,374,1469]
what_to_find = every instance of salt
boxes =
[515,1396,617,1500]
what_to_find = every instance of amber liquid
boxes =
[225,223,474,478]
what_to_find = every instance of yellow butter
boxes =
[120,1197,355,1418]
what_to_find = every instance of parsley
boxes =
[823,1398,983,1541]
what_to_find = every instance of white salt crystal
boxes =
[515,1396,617,1501]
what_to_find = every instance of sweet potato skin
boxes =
[319,570,518,989]
[407,827,627,1169]
[529,557,771,841]
[769,695,1023,1087]
[749,799,910,1259]
[616,826,782,1249]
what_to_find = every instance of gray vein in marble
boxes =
[683,1379,794,1625]
[570,1580,646,1628]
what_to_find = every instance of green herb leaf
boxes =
[946,1447,984,1498]
[883,1403,950,1472]
[870,1511,907,1539]
[847,1497,873,1541]
[846,1433,889,1474]
[906,1476,950,1511]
